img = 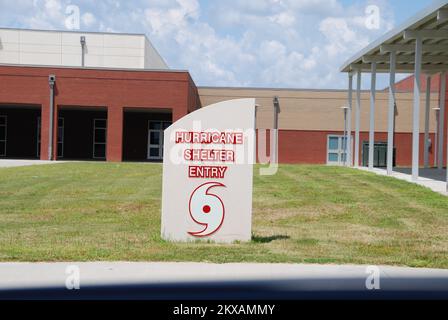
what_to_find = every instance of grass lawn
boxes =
[0,162,447,268]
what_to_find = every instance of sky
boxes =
[0,0,434,89]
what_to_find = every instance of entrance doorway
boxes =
[147,120,171,160]
[327,135,352,165]
[122,108,172,162]
[362,141,396,168]
[0,105,41,159]
[58,107,107,160]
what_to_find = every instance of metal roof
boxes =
[340,0,448,73]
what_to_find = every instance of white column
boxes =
[446,130,448,194]
[438,72,446,170]
[354,70,362,167]
[434,109,439,168]
[369,62,377,170]
[424,75,431,168]
[387,51,396,175]
[412,36,422,181]
[272,97,280,165]
[347,73,353,166]
[343,109,347,165]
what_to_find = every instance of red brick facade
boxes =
[256,73,446,166]
[0,65,446,166]
[394,74,442,92]
[0,65,199,161]
[269,130,436,166]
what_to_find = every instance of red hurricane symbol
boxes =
[188,182,226,237]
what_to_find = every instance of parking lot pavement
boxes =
[0,159,63,168]
[1,262,448,290]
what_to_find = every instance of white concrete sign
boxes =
[161,99,256,243]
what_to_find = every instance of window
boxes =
[0,115,6,157]
[147,120,171,160]
[37,117,41,158]
[93,119,107,159]
[57,117,64,158]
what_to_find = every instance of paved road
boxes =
[1,262,448,290]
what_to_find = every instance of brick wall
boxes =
[0,65,198,162]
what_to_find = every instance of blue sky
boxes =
[0,0,435,89]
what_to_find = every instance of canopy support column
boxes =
[424,75,432,169]
[369,62,377,170]
[354,70,362,168]
[387,51,396,175]
[412,35,422,181]
[434,107,439,168]
[446,123,448,193]
[347,73,353,166]
[438,72,446,170]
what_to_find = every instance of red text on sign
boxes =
[175,131,243,145]
[188,166,228,179]
[184,149,235,162]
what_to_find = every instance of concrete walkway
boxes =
[1,262,448,290]
[0,159,63,168]
[395,167,448,182]
[357,166,448,196]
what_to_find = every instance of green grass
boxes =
[1,162,448,268]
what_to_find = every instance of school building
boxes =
[0,0,447,171]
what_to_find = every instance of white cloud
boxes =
[144,0,200,36]
[0,0,397,89]
[269,12,296,27]
[82,12,96,27]
[25,0,67,29]
[320,17,368,57]
[286,0,342,14]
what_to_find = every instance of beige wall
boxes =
[0,28,168,70]
[199,87,440,133]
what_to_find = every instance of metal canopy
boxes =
[340,0,448,73]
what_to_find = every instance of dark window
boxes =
[0,126,6,141]
[57,117,64,158]
[149,147,159,157]
[149,122,162,130]
[0,115,6,156]
[94,128,106,143]
[93,119,107,159]
[94,144,106,159]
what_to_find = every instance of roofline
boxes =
[0,63,188,74]
[340,0,448,72]
[198,86,373,93]
[0,26,146,37]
